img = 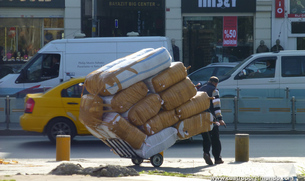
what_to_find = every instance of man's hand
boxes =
[219,120,226,128]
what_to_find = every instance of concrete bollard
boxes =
[235,133,249,162]
[56,135,70,161]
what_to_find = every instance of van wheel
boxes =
[46,118,76,143]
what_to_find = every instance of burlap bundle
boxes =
[79,94,105,128]
[175,91,212,120]
[84,47,171,96]
[126,94,163,126]
[98,113,147,149]
[102,81,148,113]
[175,112,214,140]
[144,62,188,93]
[142,110,179,136]
[159,77,197,111]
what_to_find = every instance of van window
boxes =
[282,56,305,77]
[17,53,61,83]
[241,57,277,79]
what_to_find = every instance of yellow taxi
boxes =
[20,77,91,143]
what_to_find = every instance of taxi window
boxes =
[61,82,88,98]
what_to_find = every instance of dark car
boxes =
[0,65,14,79]
[188,62,238,87]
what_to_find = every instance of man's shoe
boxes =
[215,159,224,164]
[203,153,213,165]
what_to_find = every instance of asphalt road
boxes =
[1,134,304,159]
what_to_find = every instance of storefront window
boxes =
[183,16,253,73]
[0,18,64,64]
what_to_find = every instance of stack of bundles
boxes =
[84,47,171,96]
[175,112,214,140]
[79,47,180,158]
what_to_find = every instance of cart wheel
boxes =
[132,158,143,165]
[150,153,163,167]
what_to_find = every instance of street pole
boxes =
[92,0,97,37]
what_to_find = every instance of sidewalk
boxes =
[1,157,304,181]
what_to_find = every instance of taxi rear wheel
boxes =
[46,118,76,143]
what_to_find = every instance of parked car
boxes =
[188,62,239,88]
[20,77,90,143]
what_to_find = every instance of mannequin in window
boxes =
[271,39,284,52]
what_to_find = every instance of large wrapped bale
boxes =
[175,112,214,140]
[142,110,179,136]
[85,47,172,96]
[121,94,163,126]
[134,127,178,158]
[96,113,147,149]
[102,81,148,113]
[159,77,197,111]
[144,62,188,93]
[175,91,211,120]
[79,94,105,128]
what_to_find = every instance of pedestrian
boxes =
[271,39,284,52]
[171,38,180,61]
[198,76,226,165]
[256,40,269,53]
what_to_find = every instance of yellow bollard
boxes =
[235,133,249,162]
[56,135,70,161]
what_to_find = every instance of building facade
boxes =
[2,0,305,73]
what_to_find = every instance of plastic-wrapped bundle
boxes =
[159,77,197,111]
[134,127,178,158]
[175,112,214,140]
[142,110,179,136]
[102,81,148,113]
[79,94,105,128]
[144,62,188,93]
[175,91,211,120]
[85,47,172,96]
[121,94,163,126]
[96,113,147,149]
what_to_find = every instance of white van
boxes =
[217,50,305,98]
[0,36,173,97]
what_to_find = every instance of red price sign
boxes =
[223,16,237,47]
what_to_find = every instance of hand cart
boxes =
[105,138,164,167]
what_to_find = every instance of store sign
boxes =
[275,0,285,18]
[182,0,256,13]
[106,0,162,7]
[0,0,64,8]
[223,16,237,47]
[289,0,305,18]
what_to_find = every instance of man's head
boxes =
[209,76,219,86]
[276,39,280,45]
[260,40,265,46]
[171,38,176,46]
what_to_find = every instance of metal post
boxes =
[291,96,296,131]
[5,95,10,130]
[234,87,240,131]
[92,0,97,37]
